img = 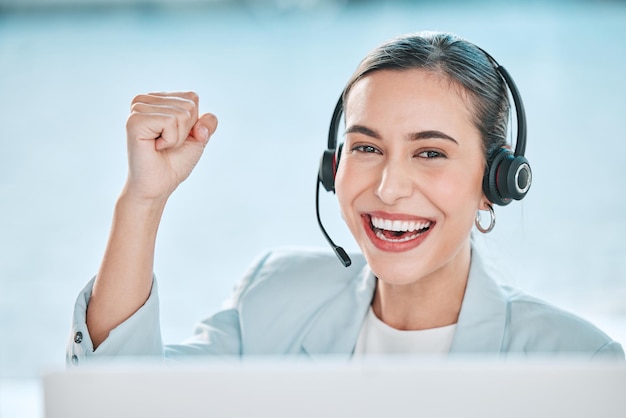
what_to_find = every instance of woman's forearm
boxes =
[86,191,166,349]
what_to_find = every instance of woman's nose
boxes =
[375,162,413,205]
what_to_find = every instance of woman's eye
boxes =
[417,150,446,159]
[352,145,380,154]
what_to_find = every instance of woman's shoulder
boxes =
[503,287,601,334]
[248,246,366,272]
[231,246,369,304]
[467,245,623,358]
[220,248,372,353]
[241,246,367,281]
[501,286,624,357]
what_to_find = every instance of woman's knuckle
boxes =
[130,94,148,106]
[130,102,143,113]
[183,91,199,102]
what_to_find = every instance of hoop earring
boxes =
[475,204,496,233]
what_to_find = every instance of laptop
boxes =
[43,357,626,418]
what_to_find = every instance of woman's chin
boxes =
[363,252,429,287]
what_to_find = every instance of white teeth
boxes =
[375,230,421,243]
[371,216,431,232]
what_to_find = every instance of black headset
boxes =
[316,45,532,267]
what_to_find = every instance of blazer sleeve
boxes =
[65,252,275,364]
[66,276,165,365]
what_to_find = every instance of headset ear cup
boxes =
[500,155,532,201]
[318,144,344,193]
[319,149,337,192]
[483,148,511,206]
[483,148,532,206]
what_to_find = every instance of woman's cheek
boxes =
[335,161,365,224]
[334,164,348,217]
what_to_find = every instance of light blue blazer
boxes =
[68,247,624,363]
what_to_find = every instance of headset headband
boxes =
[326,46,527,159]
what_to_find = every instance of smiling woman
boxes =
[67,31,623,363]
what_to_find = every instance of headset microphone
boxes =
[315,176,351,267]
[316,96,351,267]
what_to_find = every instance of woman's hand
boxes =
[124,91,218,203]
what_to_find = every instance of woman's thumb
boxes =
[191,113,218,144]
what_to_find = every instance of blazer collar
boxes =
[301,263,375,359]
[449,248,508,353]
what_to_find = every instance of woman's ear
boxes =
[479,197,493,211]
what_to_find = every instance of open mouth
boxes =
[369,215,432,243]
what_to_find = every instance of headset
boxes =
[316,44,532,267]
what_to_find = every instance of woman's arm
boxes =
[86,91,218,349]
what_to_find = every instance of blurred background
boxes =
[1,0,625,416]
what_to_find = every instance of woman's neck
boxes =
[371,243,471,331]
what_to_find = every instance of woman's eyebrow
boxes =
[345,124,458,145]
[344,124,380,139]
[410,130,459,144]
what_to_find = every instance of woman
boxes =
[68,32,623,363]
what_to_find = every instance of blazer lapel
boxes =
[301,264,375,359]
[300,247,507,357]
[450,249,508,353]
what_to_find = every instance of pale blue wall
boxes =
[1,0,625,381]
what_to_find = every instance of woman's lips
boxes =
[361,213,434,252]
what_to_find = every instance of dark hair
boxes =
[342,31,509,159]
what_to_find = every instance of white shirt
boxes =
[353,307,457,356]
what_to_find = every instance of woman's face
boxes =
[335,69,487,286]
